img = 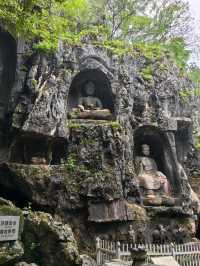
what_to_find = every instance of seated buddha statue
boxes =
[78,81,103,110]
[135,144,174,206]
[69,81,112,120]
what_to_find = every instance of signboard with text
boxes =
[0,216,20,241]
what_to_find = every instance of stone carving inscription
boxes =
[0,216,20,241]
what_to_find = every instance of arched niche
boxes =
[67,69,114,115]
[134,126,180,194]
[0,29,17,119]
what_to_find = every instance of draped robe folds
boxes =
[136,156,171,195]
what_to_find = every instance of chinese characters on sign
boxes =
[0,216,20,241]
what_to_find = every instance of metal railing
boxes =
[96,238,200,266]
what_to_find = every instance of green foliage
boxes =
[140,65,154,81]
[181,64,200,98]
[0,0,194,68]
[68,122,86,129]
[145,1,190,42]
[132,42,171,62]
[65,155,77,171]
[166,38,189,69]
[188,66,200,96]
[179,88,193,102]
[188,66,200,84]
[0,0,87,53]
[31,79,38,87]
[196,136,200,151]
[109,121,122,130]
[103,39,128,55]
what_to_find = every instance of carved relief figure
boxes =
[171,225,187,244]
[128,225,136,243]
[136,228,146,244]
[152,225,169,244]
[135,144,174,206]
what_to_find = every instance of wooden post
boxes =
[116,241,121,260]
[96,237,101,266]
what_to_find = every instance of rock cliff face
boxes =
[0,30,200,264]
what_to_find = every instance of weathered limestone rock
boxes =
[0,241,24,265]
[81,254,97,266]
[22,211,80,266]
[0,36,200,254]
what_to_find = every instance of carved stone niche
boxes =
[67,69,114,120]
[9,136,67,165]
[0,29,17,120]
[134,126,183,206]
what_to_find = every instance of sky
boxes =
[188,0,200,18]
[188,0,200,65]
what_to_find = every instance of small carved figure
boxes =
[152,225,168,244]
[136,228,146,244]
[172,225,187,244]
[135,144,174,206]
[128,225,136,243]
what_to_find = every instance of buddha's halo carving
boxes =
[0,29,17,120]
[67,69,114,120]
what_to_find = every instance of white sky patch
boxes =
[187,0,200,65]
[188,0,200,18]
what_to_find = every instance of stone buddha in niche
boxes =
[78,81,103,110]
[69,81,112,120]
[136,144,174,206]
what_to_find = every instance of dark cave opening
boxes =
[51,141,68,165]
[175,127,191,164]
[0,164,30,208]
[0,29,17,119]
[10,135,67,165]
[196,217,200,240]
[0,164,56,213]
[67,69,114,113]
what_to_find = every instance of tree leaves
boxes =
[0,0,87,52]
[0,0,196,68]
